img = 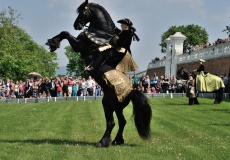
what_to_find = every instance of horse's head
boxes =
[74,0,90,30]
[74,0,115,33]
[179,68,196,80]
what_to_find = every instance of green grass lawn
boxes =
[0,97,230,160]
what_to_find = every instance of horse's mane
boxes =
[182,68,191,74]
[182,68,197,80]
[77,2,115,28]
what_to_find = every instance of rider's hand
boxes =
[109,35,119,45]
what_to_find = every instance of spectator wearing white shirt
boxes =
[81,78,87,96]
[86,76,95,96]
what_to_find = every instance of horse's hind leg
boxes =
[112,109,126,145]
[96,106,115,148]
[214,88,224,104]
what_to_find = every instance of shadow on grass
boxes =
[223,98,230,102]
[207,123,230,126]
[211,109,230,113]
[0,139,138,147]
[199,108,230,113]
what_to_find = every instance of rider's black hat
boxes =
[117,18,133,27]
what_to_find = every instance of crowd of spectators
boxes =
[185,37,230,54]
[151,56,166,63]
[150,37,230,63]
[0,72,187,100]
[0,76,102,99]
[1,71,228,100]
[131,72,187,94]
[131,72,229,94]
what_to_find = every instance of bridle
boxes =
[77,5,114,37]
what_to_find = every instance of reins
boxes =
[84,25,113,37]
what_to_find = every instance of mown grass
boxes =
[0,97,230,160]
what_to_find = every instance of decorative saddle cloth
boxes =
[103,70,132,102]
[196,71,225,92]
[84,28,113,45]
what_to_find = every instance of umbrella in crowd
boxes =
[28,72,42,79]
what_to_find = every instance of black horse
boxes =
[178,68,224,104]
[46,0,152,147]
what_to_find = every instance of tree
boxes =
[0,7,58,80]
[160,24,209,53]
[222,17,230,37]
[64,46,86,77]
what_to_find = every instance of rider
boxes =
[194,59,205,73]
[85,18,139,72]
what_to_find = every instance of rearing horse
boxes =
[46,0,152,147]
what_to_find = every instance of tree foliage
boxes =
[64,46,87,77]
[160,24,209,52]
[222,17,230,37]
[0,7,58,81]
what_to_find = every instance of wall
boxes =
[146,67,165,77]
[177,56,230,76]
[147,56,230,77]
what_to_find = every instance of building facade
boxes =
[146,32,230,92]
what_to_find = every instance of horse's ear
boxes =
[84,0,88,9]
[77,0,89,12]
[84,0,88,6]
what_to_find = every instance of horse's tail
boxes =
[130,90,152,140]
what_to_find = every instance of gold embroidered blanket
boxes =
[103,70,132,102]
[196,71,225,92]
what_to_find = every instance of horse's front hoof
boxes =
[45,39,60,52]
[45,40,57,52]
[50,47,57,52]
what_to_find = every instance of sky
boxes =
[1,0,230,71]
